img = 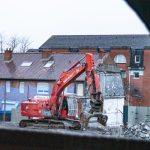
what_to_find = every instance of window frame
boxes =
[37,82,49,95]
[6,81,11,93]
[19,82,25,94]
[135,55,140,64]
[114,54,126,64]
[44,61,54,68]
[77,83,84,96]
[21,61,32,67]
[64,83,76,95]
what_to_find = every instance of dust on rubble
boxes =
[1,121,150,140]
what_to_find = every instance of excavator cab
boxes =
[57,95,68,119]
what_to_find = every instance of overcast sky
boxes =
[0,0,149,49]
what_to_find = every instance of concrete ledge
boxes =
[0,127,150,150]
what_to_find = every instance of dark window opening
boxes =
[134,72,139,79]
[69,48,79,52]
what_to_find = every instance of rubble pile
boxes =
[2,121,150,140]
[123,122,150,139]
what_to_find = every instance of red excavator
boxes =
[19,53,107,129]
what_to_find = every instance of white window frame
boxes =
[1,101,17,111]
[44,61,54,68]
[135,55,140,63]
[114,54,126,64]
[37,82,49,95]
[6,81,11,93]
[67,96,78,118]
[19,82,25,94]
[21,61,32,67]
[77,83,84,96]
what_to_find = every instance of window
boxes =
[1,101,18,111]
[135,55,140,63]
[64,83,76,95]
[69,48,79,52]
[37,82,49,95]
[19,82,25,93]
[21,61,32,67]
[44,61,54,68]
[134,72,139,79]
[121,71,126,78]
[77,84,84,96]
[114,54,126,63]
[67,96,78,117]
[6,81,10,93]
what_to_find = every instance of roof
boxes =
[27,49,40,52]
[0,53,99,81]
[39,34,150,49]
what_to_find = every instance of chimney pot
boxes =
[42,49,52,59]
[99,48,106,58]
[4,49,12,62]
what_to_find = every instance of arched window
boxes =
[114,54,126,63]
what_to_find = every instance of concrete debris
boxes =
[2,121,150,140]
[123,121,150,140]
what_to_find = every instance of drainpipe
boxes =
[3,81,6,121]
[128,70,131,106]
[27,83,29,100]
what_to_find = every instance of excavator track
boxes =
[19,118,81,130]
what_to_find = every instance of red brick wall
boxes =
[129,75,144,106]
[79,49,97,53]
[42,48,68,53]
[43,48,99,54]
[141,49,150,106]
[109,49,130,70]
[128,49,150,106]
[41,48,150,107]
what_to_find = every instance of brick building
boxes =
[37,35,150,105]
[36,34,150,125]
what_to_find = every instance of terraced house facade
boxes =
[0,51,91,120]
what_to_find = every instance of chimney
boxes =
[42,49,52,59]
[4,48,13,62]
[98,48,106,58]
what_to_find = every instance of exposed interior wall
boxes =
[104,98,124,126]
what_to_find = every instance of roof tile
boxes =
[39,35,150,49]
[0,53,99,81]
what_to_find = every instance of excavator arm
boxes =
[50,56,86,117]
[50,53,102,117]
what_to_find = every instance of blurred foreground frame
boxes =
[0,1,150,150]
[126,0,150,31]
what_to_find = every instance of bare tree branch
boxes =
[0,33,5,53]
[19,37,31,52]
[7,35,20,51]
[0,33,32,52]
